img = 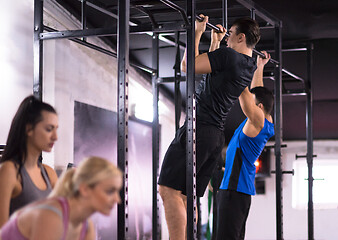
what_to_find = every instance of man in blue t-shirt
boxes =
[158,14,261,239]
[214,51,274,240]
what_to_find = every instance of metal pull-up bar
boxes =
[195,15,279,65]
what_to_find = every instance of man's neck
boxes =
[232,45,253,57]
[265,113,273,123]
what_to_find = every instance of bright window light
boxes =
[129,81,170,122]
[292,159,338,210]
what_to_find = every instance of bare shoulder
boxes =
[18,199,63,239]
[85,219,96,240]
[0,161,18,182]
[42,164,58,187]
[30,208,63,239]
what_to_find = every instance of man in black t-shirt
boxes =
[158,15,261,239]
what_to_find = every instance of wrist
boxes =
[256,66,264,71]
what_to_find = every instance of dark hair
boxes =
[0,96,57,171]
[232,17,261,48]
[250,87,274,115]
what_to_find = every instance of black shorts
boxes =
[214,189,251,240]
[158,122,225,197]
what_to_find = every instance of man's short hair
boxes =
[250,87,274,115]
[232,17,261,48]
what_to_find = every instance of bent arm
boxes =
[0,162,17,227]
[251,51,270,89]
[181,21,212,74]
[181,16,226,75]
[239,87,265,130]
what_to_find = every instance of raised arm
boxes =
[239,51,270,133]
[181,15,226,74]
[250,51,270,89]
[239,87,265,131]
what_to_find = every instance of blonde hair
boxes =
[50,156,122,198]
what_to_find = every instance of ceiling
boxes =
[55,0,338,142]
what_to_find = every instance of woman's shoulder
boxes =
[41,164,58,187]
[0,161,19,180]
[20,198,64,222]
[17,198,64,239]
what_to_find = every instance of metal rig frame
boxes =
[33,0,314,239]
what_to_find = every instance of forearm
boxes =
[209,40,220,52]
[251,66,264,89]
[181,30,203,72]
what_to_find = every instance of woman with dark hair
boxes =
[0,95,58,227]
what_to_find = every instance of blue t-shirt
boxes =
[195,47,256,131]
[219,118,275,195]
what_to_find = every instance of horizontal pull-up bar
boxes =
[195,15,279,65]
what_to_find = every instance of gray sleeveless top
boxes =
[9,162,52,215]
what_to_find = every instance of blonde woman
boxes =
[0,156,122,240]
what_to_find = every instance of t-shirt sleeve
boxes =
[207,47,230,72]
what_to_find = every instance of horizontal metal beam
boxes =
[235,0,280,26]
[267,48,307,53]
[157,76,186,83]
[43,26,155,74]
[263,68,304,82]
[40,27,118,40]
[81,0,138,26]
[40,24,187,40]
[282,89,307,96]
[282,68,304,82]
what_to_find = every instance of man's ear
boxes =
[238,33,245,43]
[257,103,264,110]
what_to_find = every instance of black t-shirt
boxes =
[195,47,257,131]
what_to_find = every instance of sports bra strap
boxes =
[27,204,63,219]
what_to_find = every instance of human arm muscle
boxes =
[239,87,265,134]
[0,162,18,227]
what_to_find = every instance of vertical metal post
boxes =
[306,43,314,240]
[33,0,44,100]
[117,0,130,239]
[186,0,197,239]
[152,33,160,240]
[250,8,256,20]
[222,0,228,30]
[274,21,283,240]
[174,31,182,131]
[81,0,87,41]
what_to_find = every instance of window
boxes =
[292,159,338,210]
[129,81,169,122]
